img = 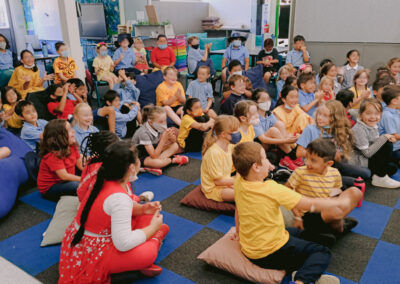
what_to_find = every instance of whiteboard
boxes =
[293,0,400,43]
[31,0,62,41]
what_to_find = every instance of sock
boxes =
[288,148,297,160]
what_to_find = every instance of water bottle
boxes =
[42,42,48,57]
[353,177,365,207]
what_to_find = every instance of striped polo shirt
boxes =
[288,166,342,198]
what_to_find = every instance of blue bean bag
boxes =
[0,128,31,218]
[136,70,164,107]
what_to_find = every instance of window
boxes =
[0,0,10,29]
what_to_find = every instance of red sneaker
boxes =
[152,224,170,245]
[140,264,162,277]
[144,167,162,176]
[279,156,298,171]
[172,155,189,165]
[293,157,304,167]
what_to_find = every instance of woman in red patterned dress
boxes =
[59,141,169,283]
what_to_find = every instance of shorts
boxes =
[302,212,333,235]
[171,105,183,113]
[201,186,223,202]
[137,144,158,166]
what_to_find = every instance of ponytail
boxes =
[72,166,105,245]
[202,130,217,156]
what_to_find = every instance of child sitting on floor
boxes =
[53,42,78,84]
[335,89,355,126]
[15,100,47,150]
[298,72,323,117]
[222,60,253,99]
[201,115,240,202]
[47,83,83,120]
[231,141,360,284]
[132,105,188,176]
[93,42,119,89]
[318,76,335,101]
[220,74,247,115]
[287,138,361,247]
[349,69,371,111]
[272,85,312,136]
[177,98,214,152]
[72,103,99,153]
[351,98,400,188]
[387,57,400,84]
[233,100,259,143]
[104,90,139,138]
[186,66,217,119]
[319,62,341,94]
[66,78,87,102]
[341,49,363,90]
[156,66,186,126]
[379,85,400,161]
[276,65,293,97]
[372,76,394,109]
[37,119,82,200]
[1,86,23,135]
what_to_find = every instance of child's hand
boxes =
[300,45,307,52]
[42,72,54,81]
[361,89,371,99]
[119,53,124,60]
[385,134,397,142]
[230,232,239,241]
[293,219,304,230]
[174,88,182,98]
[150,210,163,230]
[142,202,162,215]
[286,135,299,144]
[22,74,31,82]
[315,90,324,101]
[63,83,70,94]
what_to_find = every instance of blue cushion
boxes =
[256,35,263,47]
[244,64,268,90]
[136,70,164,107]
[186,32,208,39]
[0,129,31,218]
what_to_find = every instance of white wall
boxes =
[205,0,252,28]
[8,0,26,53]
[31,0,63,41]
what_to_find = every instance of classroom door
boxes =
[0,0,17,54]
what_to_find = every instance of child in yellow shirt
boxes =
[53,42,78,84]
[93,42,118,89]
[233,100,259,143]
[156,67,186,126]
[1,86,23,135]
[177,98,214,152]
[200,115,240,202]
[232,141,361,284]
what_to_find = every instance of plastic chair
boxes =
[86,58,109,107]
[256,35,263,47]
[0,69,13,88]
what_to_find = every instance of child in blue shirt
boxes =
[66,78,87,102]
[186,66,217,118]
[187,36,216,76]
[112,33,138,74]
[221,32,249,83]
[286,35,310,69]
[15,100,48,150]
[276,65,293,97]
[104,90,139,138]
[378,85,400,160]
[72,103,99,153]
[220,74,247,115]
[298,72,323,117]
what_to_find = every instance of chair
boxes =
[186,32,208,39]
[0,69,13,88]
[86,58,109,107]
[255,35,263,47]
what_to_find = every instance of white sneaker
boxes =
[139,191,154,202]
[291,272,339,284]
[372,175,400,189]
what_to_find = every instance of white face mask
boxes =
[152,122,167,133]
[258,101,271,112]
[129,168,138,182]
[0,42,6,49]
[24,63,35,69]
[232,40,242,47]
[232,71,242,76]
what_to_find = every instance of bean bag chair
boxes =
[0,128,31,218]
[26,90,56,121]
[180,185,235,213]
[136,70,164,107]
[243,64,268,90]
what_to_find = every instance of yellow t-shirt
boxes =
[3,104,22,128]
[234,177,302,259]
[53,57,78,84]
[201,143,235,202]
[177,114,196,148]
[288,166,342,198]
[8,66,44,99]
[272,105,312,135]
[349,86,371,109]
[239,125,255,143]
[156,81,185,107]
[93,55,114,81]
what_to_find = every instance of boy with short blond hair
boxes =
[232,141,361,284]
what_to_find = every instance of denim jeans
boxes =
[43,181,79,201]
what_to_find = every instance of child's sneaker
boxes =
[291,272,339,284]
[144,167,162,176]
[172,155,189,165]
[140,264,162,277]
[139,191,154,202]
[372,174,400,188]
[152,224,170,249]
[342,217,358,235]
[273,168,292,182]
[279,156,298,171]
[293,157,304,167]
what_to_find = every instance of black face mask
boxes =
[191,44,199,49]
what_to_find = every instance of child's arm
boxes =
[144,130,170,159]
[231,207,240,241]
[244,58,250,70]
[57,72,69,83]
[214,177,235,188]
[76,154,83,171]
[221,57,227,70]
[54,84,70,113]
[55,169,81,182]
[223,89,232,99]
[296,145,307,158]
[258,133,298,146]
[71,91,84,104]
[204,98,213,112]
[301,45,310,63]
[244,89,252,98]
[190,118,214,132]
[352,89,371,107]
[300,90,323,113]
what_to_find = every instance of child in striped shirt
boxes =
[286,138,361,248]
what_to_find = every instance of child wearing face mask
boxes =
[252,88,301,168]
[187,36,216,76]
[133,37,149,73]
[53,42,78,84]
[178,98,214,152]
[351,98,400,188]
[233,100,259,143]
[132,105,188,176]
[201,115,240,202]
[150,34,176,70]
[256,38,279,84]
[113,33,139,75]
[93,42,118,89]
[221,33,249,83]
